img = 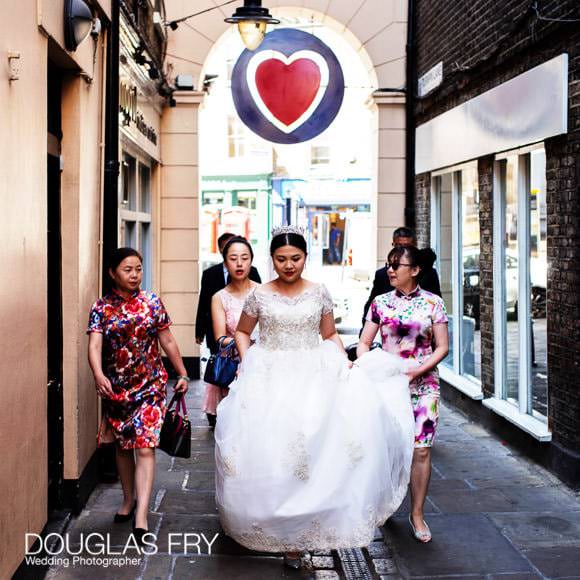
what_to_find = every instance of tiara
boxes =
[271,225,305,238]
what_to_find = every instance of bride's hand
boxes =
[347,360,353,369]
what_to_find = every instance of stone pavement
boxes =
[43,381,342,580]
[40,382,580,580]
[377,401,580,580]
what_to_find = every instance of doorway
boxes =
[47,62,64,512]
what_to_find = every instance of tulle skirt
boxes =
[214,341,415,552]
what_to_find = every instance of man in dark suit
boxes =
[196,232,261,354]
[361,227,441,328]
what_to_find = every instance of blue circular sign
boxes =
[231,29,345,144]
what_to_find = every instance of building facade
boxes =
[0,1,112,577]
[413,0,580,487]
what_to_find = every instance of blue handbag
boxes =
[203,336,239,388]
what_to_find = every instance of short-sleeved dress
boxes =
[367,285,448,447]
[203,286,257,415]
[87,289,172,449]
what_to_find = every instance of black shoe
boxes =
[132,526,149,547]
[113,500,136,523]
[206,413,217,428]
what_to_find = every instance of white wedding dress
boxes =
[214,284,415,552]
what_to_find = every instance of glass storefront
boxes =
[496,147,548,419]
[433,166,481,384]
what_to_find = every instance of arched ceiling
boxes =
[165,0,408,91]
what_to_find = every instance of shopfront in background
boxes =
[416,54,567,442]
[200,174,272,271]
[119,12,162,290]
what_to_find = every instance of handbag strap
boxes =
[217,336,237,357]
[167,392,188,417]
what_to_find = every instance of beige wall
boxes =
[160,92,204,357]
[0,1,108,576]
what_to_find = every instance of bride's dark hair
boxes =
[270,233,308,256]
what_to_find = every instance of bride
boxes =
[214,226,415,567]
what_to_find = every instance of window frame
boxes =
[491,144,548,423]
[431,161,483,400]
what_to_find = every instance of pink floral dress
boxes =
[87,289,171,449]
[203,287,254,415]
[366,285,448,447]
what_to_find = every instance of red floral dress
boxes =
[87,290,171,449]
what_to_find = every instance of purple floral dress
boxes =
[87,289,171,449]
[366,286,448,447]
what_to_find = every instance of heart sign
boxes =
[232,29,344,144]
[247,50,329,133]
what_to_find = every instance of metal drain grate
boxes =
[336,548,373,580]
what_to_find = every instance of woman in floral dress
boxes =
[358,244,449,543]
[87,247,189,539]
[203,237,259,423]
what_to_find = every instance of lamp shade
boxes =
[64,0,93,51]
[237,20,267,51]
[225,1,279,51]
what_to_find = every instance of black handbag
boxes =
[159,392,191,458]
[203,336,239,388]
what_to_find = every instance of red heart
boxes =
[255,58,321,126]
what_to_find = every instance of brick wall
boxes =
[414,0,580,456]
[414,173,431,248]
[478,157,495,398]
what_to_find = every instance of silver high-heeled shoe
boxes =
[408,514,432,543]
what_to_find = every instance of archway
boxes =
[159,0,408,369]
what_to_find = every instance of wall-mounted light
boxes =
[64,0,93,51]
[225,1,279,51]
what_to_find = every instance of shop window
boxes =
[311,145,330,165]
[122,154,137,210]
[227,116,245,158]
[494,148,548,419]
[119,151,154,290]
[139,163,151,213]
[432,165,482,387]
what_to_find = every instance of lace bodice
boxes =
[242,284,334,351]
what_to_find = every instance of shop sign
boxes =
[120,80,158,146]
[231,29,344,144]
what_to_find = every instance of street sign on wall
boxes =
[231,28,345,144]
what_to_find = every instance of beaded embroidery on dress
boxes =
[214,283,415,552]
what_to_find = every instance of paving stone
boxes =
[311,556,334,569]
[184,470,215,492]
[154,514,222,553]
[157,490,218,516]
[141,555,174,579]
[372,558,398,574]
[523,545,580,577]
[172,554,297,579]
[427,488,516,514]
[488,511,580,549]
[498,485,580,511]
[367,541,392,558]
[173,452,215,471]
[486,574,542,579]
[314,571,339,579]
[383,514,533,576]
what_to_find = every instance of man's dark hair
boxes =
[392,226,416,241]
[217,232,236,249]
